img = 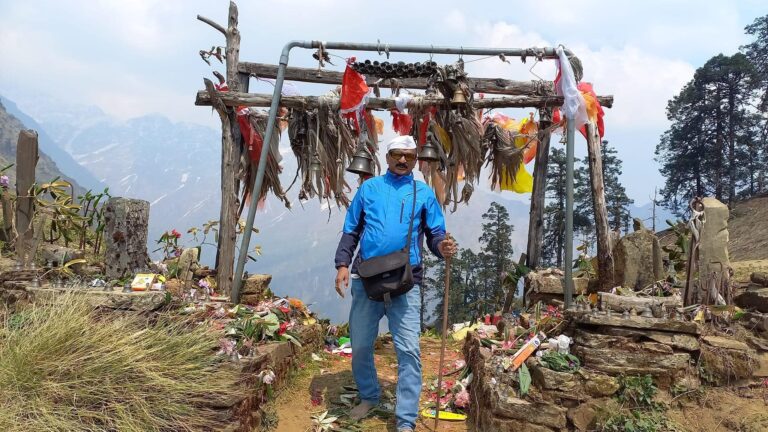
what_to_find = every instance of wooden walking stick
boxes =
[434,249,452,431]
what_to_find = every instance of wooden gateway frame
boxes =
[195,1,616,305]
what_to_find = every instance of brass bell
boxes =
[419,133,441,162]
[309,154,322,172]
[451,87,467,106]
[347,147,375,176]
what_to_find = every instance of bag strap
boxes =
[403,179,417,253]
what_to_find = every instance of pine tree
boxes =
[429,247,478,330]
[477,202,515,313]
[573,159,594,244]
[600,141,634,233]
[542,147,566,267]
[742,14,768,194]
[656,53,760,215]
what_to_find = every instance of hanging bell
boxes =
[309,154,322,172]
[418,133,441,162]
[451,87,467,106]
[347,147,374,176]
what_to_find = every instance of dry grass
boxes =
[0,295,240,431]
[729,194,768,262]
[731,259,768,283]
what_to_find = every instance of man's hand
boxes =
[335,266,350,298]
[438,234,458,258]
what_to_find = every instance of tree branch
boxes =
[197,14,226,36]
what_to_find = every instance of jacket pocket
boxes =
[400,200,404,223]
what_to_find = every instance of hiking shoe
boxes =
[397,428,413,432]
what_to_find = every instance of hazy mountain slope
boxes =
[0,99,87,194]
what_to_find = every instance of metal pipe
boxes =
[313,41,569,59]
[231,39,575,303]
[231,40,303,303]
[564,117,576,309]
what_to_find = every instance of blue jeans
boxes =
[349,277,422,430]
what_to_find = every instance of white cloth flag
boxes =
[556,46,588,129]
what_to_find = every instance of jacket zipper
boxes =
[400,199,405,223]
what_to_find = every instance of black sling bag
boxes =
[357,180,417,303]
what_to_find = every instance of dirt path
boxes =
[271,337,470,432]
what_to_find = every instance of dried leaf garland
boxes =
[239,111,290,216]
[483,122,525,192]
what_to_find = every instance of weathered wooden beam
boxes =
[238,61,567,98]
[525,108,552,277]
[200,0,242,300]
[195,90,614,110]
[15,130,38,265]
[585,123,614,291]
[197,14,226,36]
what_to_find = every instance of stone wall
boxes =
[212,324,323,432]
[463,309,766,431]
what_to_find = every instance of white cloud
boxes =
[443,10,467,33]
[575,44,694,129]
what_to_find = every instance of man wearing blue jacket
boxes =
[334,135,457,432]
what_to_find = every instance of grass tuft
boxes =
[0,294,240,431]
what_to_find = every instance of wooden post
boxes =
[1,189,14,243]
[585,123,614,291]
[526,108,552,272]
[15,130,38,265]
[199,1,241,298]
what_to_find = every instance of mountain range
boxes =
[0,93,671,323]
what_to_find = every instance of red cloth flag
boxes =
[340,57,369,131]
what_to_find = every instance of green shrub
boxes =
[601,410,679,432]
[618,375,658,407]
[0,295,240,431]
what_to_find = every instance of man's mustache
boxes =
[396,163,408,169]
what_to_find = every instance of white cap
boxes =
[387,135,417,152]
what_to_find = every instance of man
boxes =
[334,135,457,432]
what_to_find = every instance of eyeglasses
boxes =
[388,151,418,162]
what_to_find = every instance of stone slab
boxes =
[599,292,681,313]
[572,312,701,334]
[27,287,166,312]
[746,336,768,352]
[602,327,700,351]
[702,336,750,351]
[490,388,567,429]
[573,346,691,378]
[755,353,768,377]
[241,274,272,295]
[735,288,768,313]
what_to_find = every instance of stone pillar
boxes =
[698,197,730,274]
[612,223,664,291]
[104,197,150,279]
[177,248,199,284]
[697,197,731,304]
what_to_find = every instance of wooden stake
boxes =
[434,254,452,431]
[585,123,614,291]
[15,130,38,265]
[525,108,552,279]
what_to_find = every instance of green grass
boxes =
[0,294,241,431]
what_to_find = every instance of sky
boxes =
[0,0,765,205]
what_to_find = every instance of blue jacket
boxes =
[334,170,446,284]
